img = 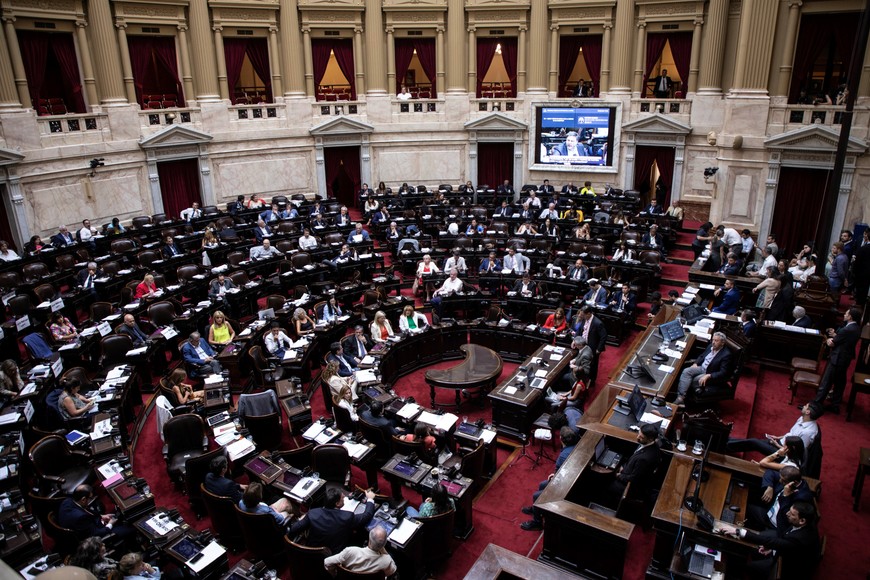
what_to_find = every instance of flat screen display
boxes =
[532,104,619,171]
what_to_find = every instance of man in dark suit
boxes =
[583,279,608,306]
[718,502,820,580]
[327,342,357,377]
[561,182,578,194]
[717,252,743,276]
[204,455,245,502]
[791,306,814,329]
[492,201,512,218]
[359,400,401,437]
[118,314,149,346]
[496,179,515,203]
[182,331,223,376]
[575,305,607,384]
[161,235,183,259]
[643,199,664,214]
[50,226,76,248]
[741,309,757,339]
[712,279,741,315]
[208,273,237,301]
[511,273,537,297]
[57,484,136,543]
[610,423,661,501]
[341,326,370,365]
[567,258,589,282]
[650,69,673,98]
[674,331,733,405]
[641,225,666,257]
[539,179,555,194]
[252,220,273,243]
[228,194,245,215]
[744,466,816,532]
[289,488,377,555]
[812,306,861,413]
[76,261,103,291]
[559,335,594,392]
[609,285,637,315]
[219,223,239,241]
[478,251,502,274]
[519,427,580,530]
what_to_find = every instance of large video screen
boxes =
[534,106,616,167]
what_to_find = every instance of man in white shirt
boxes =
[740,229,756,260]
[249,238,282,261]
[431,269,465,320]
[750,245,777,277]
[298,228,318,251]
[396,85,412,101]
[727,402,821,459]
[78,219,98,243]
[180,202,202,221]
[264,322,292,359]
[324,526,397,577]
[717,225,743,256]
[539,202,560,220]
[526,190,542,209]
[444,249,467,273]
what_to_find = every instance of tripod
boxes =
[512,433,535,467]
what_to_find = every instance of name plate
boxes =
[15,316,30,332]
[51,357,63,377]
[23,400,34,424]
[97,322,113,336]
[50,298,65,312]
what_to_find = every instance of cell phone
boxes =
[189,552,204,564]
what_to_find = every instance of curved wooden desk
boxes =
[425,344,503,409]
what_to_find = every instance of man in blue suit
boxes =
[289,488,377,554]
[583,279,608,306]
[674,331,733,406]
[57,485,136,543]
[712,279,741,315]
[717,252,743,276]
[182,331,223,376]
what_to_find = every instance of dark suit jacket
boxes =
[580,316,607,354]
[496,185,515,196]
[51,232,76,248]
[76,268,104,287]
[693,345,734,387]
[511,280,537,295]
[289,502,376,555]
[644,205,664,214]
[583,286,608,306]
[327,352,356,377]
[208,278,237,299]
[829,321,860,367]
[793,316,813,329]
[611,291,637,314]
[204,473,243,502]
[616,444,661,490]
[742,321,756,339]
[341,335,369,360]
[744,523,820,580]
[712,288,741,315]
[253,226,272,243]
[479,258,502,273]
[118,322,148,346]
[57,498,111,537]
[567,265,589,281]
[718,261,742,275]
[162,243,182,259]
[561,185,578,193]
[641,233,664,248]
[360,410,399,437]
[854,242,870,285]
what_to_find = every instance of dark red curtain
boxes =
[770,167,830,257]
[244,39,272,102]
[128,36,184,105]
[579,35,603,97]
[789,13,859,101]
[17,31,49,107]
[633,146,675,206]
[644,33,669,97]
[311,39,333,93]
[223,39,248,101]
[477,142,514,191]
[413,39,437,96]
[500,38,518,96]
[558,36,584,97]
[151,36,184,105]
[331,40,356,100]
[128,36,152,104]
[667,32,693,94]
[476,38,500,97]
[324,146,360,206]
[157,159,202,220]
[49,33,86,112]
[0,192,17,251]
[394,39,416,93]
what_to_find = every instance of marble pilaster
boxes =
[775,1,802,96]
[446,0,466,93]
[364,0,386,94]
[687,18,703,94]
[188,0,220,101]
[0,17,21,108]
[527,0,547,92]
[177,26,195,104]
[698,0,729,94]
[88,0,127,104]
[386,27,396,95]
[609,0,635,93]
[632,22,646,94]
[214,26,229,101]
[600,23,612,93]
[116,23,137,105]
[268,26,283,98]
[75,21,98,109]
[279,0,306,98]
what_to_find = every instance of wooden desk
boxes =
[425,344,503,409]
[752,323,824,370]
[106,476,156,520]
[849,372,870,422]
[466,543,585,580]
[579,384,678,443]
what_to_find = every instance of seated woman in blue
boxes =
[238,482,294,526]
[405,482,455,519]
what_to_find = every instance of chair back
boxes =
[185,448,226,516]
[8,294,32,317]
[201,484,243,548]
[229,269,250,286]
[245,412,283,451]
[460,440,486,490]
[234,505,288,560]
[100,334,134,367]
[0,271,21,291]
[27,490,64,526]
[55,253,76,271]
[60,367,92,389]
[275,237,296,252]
[357,418,391,463]
[312,443,351,487]
[22,262,50,283]
[265,294,286,311]
[109,238,136,255]
[176,264,201,283]
[227,251,245,267]
[148,300,178,328]
[536,309,555,327]
[417,509,455,565]
[164,414,205,458]
[292,252,312,269]
[29,435,75,478]
[391,435,422,457]
[273,442,314,470]
[34,283,56,302]
[89,301,114,321]
[333,403,356,433]
[46,512,80,555]
[285,538,330,580]
[132,216,152,229]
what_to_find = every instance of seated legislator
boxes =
[405,481,454,519]
[740,309,757,339]
[401,422,437,453]
[743,466,816,532]
[327,342,358,377]
[58,484,136,543]
[562,181,579,194]
[264,322,292,359]
[444,248,468,273]
[519,427,580,530]
[161,235,183,259]
[641,224,665,256]
[50,311,79,344]
[252,219,272,242]
[118,314,149,346]
[673,331,733,406]
[259,203,284,223]
[238,482,294,526]
[542,307,568,332]
[431,269,465,320]
[323,361,358,401]
[249,238,282,261]
[76,262,103,295]
[712,278,741,315]
[583,278,608,306]
[567,258,589,282]
[324,526,397,577]
[643,199,664,215]
[289,488,377,555]
[726,402,820,459]
[0,360,24,402]
[134,274,159,300]
[718,252,744,276]
[465,219,484,236]
[246,193,267,209]
[298,228,318,251]
[208,273,237,302]
[207,310,235,347]
[180,202,202,221]
[347,223,371,244]
[293,307,315,336]
[609,285,637,315]
[611,241,637,262]
[341,326,370,365]
[479,251,501,274]
[160,368,203,406]
[360,400,401,437]
[58,378,95,420]
[333,385,359,422]
[791,306,814,329]
[609,423,662,502]
[182,331,223,376]
[399,305,428,334]
[320,296,343,323]
[369,311,396,344]
[414,254,440,298]
[50,225,77,248]
[502,247,528,274]
[511,273,538,297]
[558,335,594,393]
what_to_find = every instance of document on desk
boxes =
[227,438,256,461]
[282,350,299,361]
[417,411,458,432]
[389,518,420,545]
[126,346,147,356]
[684,286,700,294]
[289,476,320,500]
[303,422,326,439]
[397,403,421,419]
[315,428,339,445]
[0,413,21,425]
[341,498,361,513]
[535,369,549,378]
[160,326,178,339]
[480,429,497,444]
[658,364,675,374]
[145,514,179,536]
[215,431,237,447]
[360,355,376,366]
[203,374,224,385]
[640,412,671,430]
[106,367,126,380]
[708,312,727,320]
[342,441,369,460]
[291,338,309,349]
[187,541,225,573]
[355,369,378,383]
[504,386,518,395]
[699,283,717,290]
[97,461,124,479]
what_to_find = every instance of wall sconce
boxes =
[88,157,105,178]
[703,167,718,183]
[165,112,177,125]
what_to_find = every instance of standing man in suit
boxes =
[576,305,607,384]
[812,306,861,413]
[57,484,136,543]
[674,331,733,405]
[791,306,813,329]
[289,488,377,555]
[712,279,741,315]
[341,326,369,365]
[610,423,661,502]
[650,69,673,98]
[496,179,515,203]
[51,225,76,248]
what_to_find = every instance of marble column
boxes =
[353,26,365,97]
[697,0,729,94]
[548,24,559,94]
[87,0,127,104]
[436,25,445,95]
[731,0,779,91]
[0,20,19,108]
[609,0,635,93]
[116,23,137,105]
[177,26,195,104]
[268,25,283,97]
[600,23,612,93]
[632,21,646,94]
[446,0,466,93]
[4,177,29,245]
[279,0,305,98]
[467,26,476,94]
[2,17,29,108]
[775,0,803,96]
[364,0,386,94]
[302,27,314,97]
[517,25,528,94]
[74,21,98,109]
[527,0,547,92]
[213,26,229,100]
[386,26,396,95]
[860,26,870,97]
[188,0,220,101]
[687,17,703,94]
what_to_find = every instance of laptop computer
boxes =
[594,437,622,469]
[258,308,276,321]
[687,545,716,578]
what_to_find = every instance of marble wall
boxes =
[373,145,465,185]
[212,153,315,202]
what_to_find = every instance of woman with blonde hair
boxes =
[399,305,428,334]
[332,384,358,422]
[323,360,356,401]
[370,311,395,344]
[414,254,440,299]
[208,310,235,347]
[293,307,315,336]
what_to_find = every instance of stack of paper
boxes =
[342,440,369,460]
[397,403,421,419]
[187,541,225,573]
[289,476,320,500]
[355,369,378,384]
[126,346,147,356]
[227,437,256,461]
[388,518,420,545]
[303,422,326,440]
[417,411,458,432]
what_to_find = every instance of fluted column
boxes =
[0,18,20,108]
[517,24,528,94]
[632,21,646,93]
[353,26,365,96]
[279,0,305,97]
[775,0,803,96]
[74,21,98,108]
[386,26,396,94]
[177,25,195,103]
[609,0,635,93]
[116,23,136,105]
[213,26,228,100]
[467,26,476,94]
[686,17,703,94]
[860,25,870,97]
[697,0,729,94]
[600,23,612,93]
[364,0,386,94]
[435,25,445,94]
[268,25,282,97]
[548,24,559,94]
[87,0,127,104]
[446,0,466,93]
[527,0,547,92]
[731,0,779,91]
[302,26,314,96]
[188,0,220,101]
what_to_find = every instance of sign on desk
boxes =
[15,315,30,332]
[97,322,113,336]
[50,298,65,312]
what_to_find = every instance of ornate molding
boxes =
[8,0,76,14]
[116,3,180,19]
[555,8,608,20]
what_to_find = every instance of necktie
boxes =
[85,275,92,288]
[358,340,366,357]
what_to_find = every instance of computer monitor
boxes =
[631,353,657,383]
[681,304,706,324]
[594,436,607,461]
[659,319,686,342]
[257,308,276,320]
[628,384,647,423]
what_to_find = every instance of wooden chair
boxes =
[416,509,455,571]
[273,442,314,470]
[234,505,289,563]
[201,484,244,550]
[285,537,330,580]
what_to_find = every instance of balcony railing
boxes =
[138,108,198,131]
[315,102,364,116]
[229,103,282,121]
[779,104,845,126]
[472,98,520,113]
[631,98,692,116]
[393,99,439,114]
[36,112,107,135]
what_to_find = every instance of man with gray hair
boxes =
[558,335,593,392]
[181,331,223,376]
[674,331,733,406]
[323,525,397,576]
[792,306,813,329]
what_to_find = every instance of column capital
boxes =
[115,21,128,30]
[75,19,87,29]
[269,24,278,34]
[385,25,394,34]
[436,25,445,34]
[467,25,476,33]
[637,21,646,29]
[788,0,803,8]
[177,24,188,32]
[2,15,16,24]
[694,17,704,26]
[301,25,311,34]
[547,24,556,32]
[518,24,527,32]
[603,22,613,31]
[354,25,363,34]
[212,25,223,33]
